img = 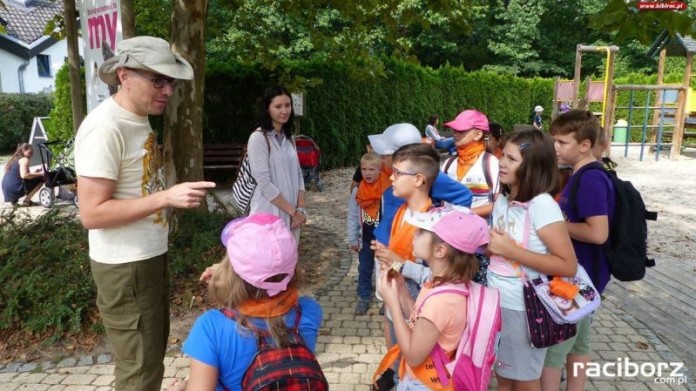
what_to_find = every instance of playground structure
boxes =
[553,37,696,160]
[642,32,696,159]
[553,45,618,129]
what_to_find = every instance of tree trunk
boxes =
[120,0,135,39]
[163,0,208,219]
[63,0,84,132]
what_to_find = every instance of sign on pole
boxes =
[292,93,305,117]
[79,0,124,112]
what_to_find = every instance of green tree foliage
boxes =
[45,63,85,143]
[197,0,690,81]
[205,0,473,81]
[0,94,53,153]
[485,0,547,76]
[133,0,171,38]
[591,0,696,44]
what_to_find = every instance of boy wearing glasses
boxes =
[75,36,216,391]
[366,124,472,372]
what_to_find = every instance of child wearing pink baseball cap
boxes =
[442,109,501,287]
[169,213,324,391]
[374,207,490,390]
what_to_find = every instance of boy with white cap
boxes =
[533,105,544,131]
[367,123,473,256]
[75,36,216,390]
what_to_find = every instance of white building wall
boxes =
[0,51,25,93]
[0,38,84,94]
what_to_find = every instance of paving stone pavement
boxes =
[1,168,694,390]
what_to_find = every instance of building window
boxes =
[37,55,51,77]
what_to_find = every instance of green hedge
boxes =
[204,59,556,168]
[45,63,86,143]
[0,93,53,153]
[49,57,686,166]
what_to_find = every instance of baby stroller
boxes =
[295,135,324,191]
[37,140,78,208]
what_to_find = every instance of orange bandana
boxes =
[456,141,486,181]
[373,343,454,390]
[382,164,393,177]
[237,288,299,318]
[389,201,432,261]
[355,172,391,220]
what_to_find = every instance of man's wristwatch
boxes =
[295,207,307,216]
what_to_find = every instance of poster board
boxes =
[79,0,124,112]
[28,117,49,167]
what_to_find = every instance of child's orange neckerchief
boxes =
[355,172,391,220]
[389,200,432,261]
[456,141,486,181]
[382,164,393,177]
[373,336,454,390]
[237,288,299,318]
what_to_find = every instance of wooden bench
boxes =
[203,143,246,176]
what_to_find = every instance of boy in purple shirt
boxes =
[542,110,616,391]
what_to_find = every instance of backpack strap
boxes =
[567,162,609,287]
[255,128,271,153]
[416,285,469,387]
[220,305,304,347]
[443,153,494,203]
[482,152,494,203]
[428,283,491,388]
[568,162,605,217]
[443,155,457,174]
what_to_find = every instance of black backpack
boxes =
[569,162,658,282]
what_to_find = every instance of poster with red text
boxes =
[79,0,123,112]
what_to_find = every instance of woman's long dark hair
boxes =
[428,114,439,126]
[259,86,295,139]
[5,143,32,173]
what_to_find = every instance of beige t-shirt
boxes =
[75,97,168,264]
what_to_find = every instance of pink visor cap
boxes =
[405,206,489,254]
[444,110,490,132]
[368,123,422,155]
[220,213,297,297]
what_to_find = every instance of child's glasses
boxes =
[391,167,418,179]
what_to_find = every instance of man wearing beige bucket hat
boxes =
[74,36,215,391]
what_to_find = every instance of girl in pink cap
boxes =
[168,213,324,391]
[373,207,492,390]
[442,109,501,287]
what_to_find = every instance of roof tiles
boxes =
[0,0,63,45]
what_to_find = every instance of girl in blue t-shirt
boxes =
[168,213,323,391]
